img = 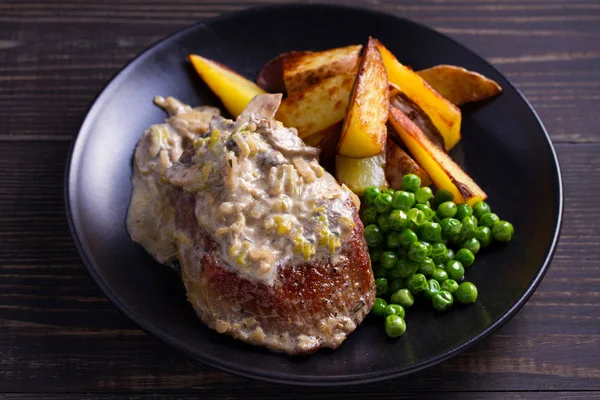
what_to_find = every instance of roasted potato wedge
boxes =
[385,137,432,189]
[189,54,265,118]
[283,45,362,95]
[303,122,342,147]
[276,73,355,139]
[375,40,462,151]
[417,65,502,106]
[390,93,445,149]
[256,51,312,94]
[336,154,387,195]
[338,38,389,158]
[388,107,486,205]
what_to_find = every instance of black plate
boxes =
[65,4,562,386]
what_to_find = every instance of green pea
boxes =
[445,260,465,281]
[364,224,384,247]
[380,251,397,269]
[364,187,381,206]
[455,282,478,304]
[415,187,433,204]
[418,257,436,276]
[361,207,378,225]
[389,209,409,231]
[388,265,404,279]
[430,242,449,264]
[375,277,389,296]
[431,189,454,209]
[388,278,406,293]
[407,208,426,226]
[369,246,384,263]
[424,279,441,300]
[402,174,421,193]
[422,241,432,257]
[437,201,458,219]
[384,303,406,318]
[473,201,491,219]
[460,237,481,255]
[377,213,391,233]
[414,203,435,220]
[432,290,454,311]
[392,191,416,211]
[372,263,387,278]
[398,228,419,247]
[475,226,493,247]
[455,203,473,220]
[493,220,514,242]
[479,212,500,228]
[396,246,408,260]
[460,216,478,239]
[386,231,403,249]
[447,248,455,261]
[372,297,387,316]
[396,258,419,278]
[390,288,414,308]
[408,241,429,263]
[431,268,449,283]
[407,273,428,294]
[441,279,459,294]
[440,217,462,239]
[454,248,475,267]
[420,221,442,242]
[384,188,395,197]
[385,315,407,338]
[374,193,393,214]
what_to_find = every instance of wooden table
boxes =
[1,0,599,398]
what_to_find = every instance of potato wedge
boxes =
[189,54,265,118]
[283,45,362,95]
[303,122,341,147]
[388,107,486,205]
[390,93,445,149]
[388,82,402,99]
[385,137,432,189]
[276,73,355,139]
[375,40,462,151]
[256,51,312,94]
[417,65,502,106]
[338,38,389,158]
[336,154,387,195]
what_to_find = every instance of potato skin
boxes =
[256,51,312,95]
[174,192,375,355]
[283,45,362,95]
[385,136,432,189]
[416,65,502,106]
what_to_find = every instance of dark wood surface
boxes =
[1,0,599,398]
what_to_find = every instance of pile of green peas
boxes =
[360,174,514,338]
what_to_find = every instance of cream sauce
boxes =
[127,96,357,285]
[126,97,219,265]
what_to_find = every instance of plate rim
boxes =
[64,3,564,386]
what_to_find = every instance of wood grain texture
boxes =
[1,393,600,400]
[1,0,599,397]
[0,0,599,143]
